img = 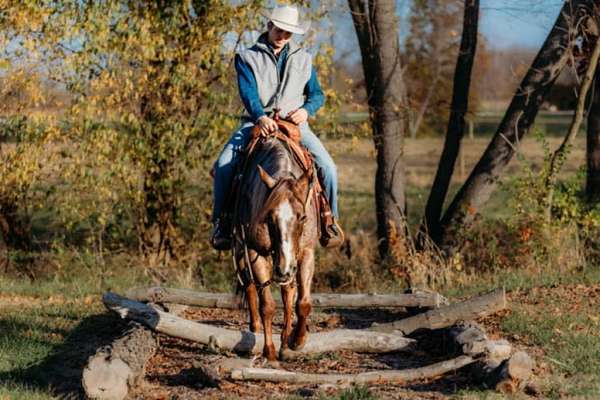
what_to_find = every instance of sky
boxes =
[480,0,564,49]
[309,0,568,67]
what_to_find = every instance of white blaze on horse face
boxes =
[276,199,295,277]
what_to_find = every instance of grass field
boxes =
[1,135,599,399]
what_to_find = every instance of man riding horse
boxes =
[211,4,343,250]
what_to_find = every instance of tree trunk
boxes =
[82,321,158,400]
[139,86,182,269]
[420,0,479,245]
[141,152,180,269]
[439,0,595,249]
[545,36,600,218]
[587,71,600,201]
[348,0,409,260]
[0,200,31,270]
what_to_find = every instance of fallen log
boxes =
[82,321,157,400]
[125,286,448,309]
[103,292,415,357]
[230,355,476,385]
[370,289,507,335]
[447,322,533,393]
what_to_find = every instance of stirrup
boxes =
[211,219,232,251]
[320,219,344,249]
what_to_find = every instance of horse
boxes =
[232,128,319,364]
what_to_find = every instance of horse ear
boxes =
[258,165,277,190]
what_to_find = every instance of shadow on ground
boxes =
[0,313,125,399]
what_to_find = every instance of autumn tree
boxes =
[1,1,265,268]
[0,8,59,268]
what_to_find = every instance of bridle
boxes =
[235,166,315,292]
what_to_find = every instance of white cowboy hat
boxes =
[264,5,311,35]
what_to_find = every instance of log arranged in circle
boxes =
[125,286,449,309]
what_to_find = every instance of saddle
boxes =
[230,117,335,240]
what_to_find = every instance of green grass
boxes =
[1,137,599,398]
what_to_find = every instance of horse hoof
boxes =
[279,347,297,361]
[263,359,281,369]
[290,339,306,351]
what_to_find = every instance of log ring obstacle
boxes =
[84,288,534,399]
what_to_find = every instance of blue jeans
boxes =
[212,122,339,222]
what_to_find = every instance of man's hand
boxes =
[257,115,278,136]
[286,108,308,125]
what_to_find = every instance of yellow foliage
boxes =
[0,1,347,264]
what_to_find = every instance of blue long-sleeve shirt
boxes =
[235,45,325,122]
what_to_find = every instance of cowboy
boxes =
[211,4,343,250]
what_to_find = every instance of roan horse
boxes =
[232,127,318,364]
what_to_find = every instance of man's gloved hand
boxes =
[286,108,308,125]
[257,115,278,136]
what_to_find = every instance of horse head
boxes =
[257,165,312,285]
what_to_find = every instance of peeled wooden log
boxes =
[448,322,512,359]
[82,321,157,400]
[125,286,448,309]
[370,289,507,335]
[230,355,476,385]
[103,292,415,357]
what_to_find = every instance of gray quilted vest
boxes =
[237,34,312,119]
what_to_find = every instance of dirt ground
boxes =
[125,297,539,400]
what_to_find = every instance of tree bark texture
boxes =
[103,292,415,357]
[82,321,157,400]
[348,0,409,259]
[369,289,507,335]
[587,70,600,201]
[422,0,479,245]
[440,0,596,249]
[230,355,476,385]
[125,286,449,309]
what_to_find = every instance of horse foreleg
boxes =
[236,251,262,334]
[245,283,261,333]
[291,249,314,351]
[258,286,277,362]
[280,283,296,352]
[252,256,278,363]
